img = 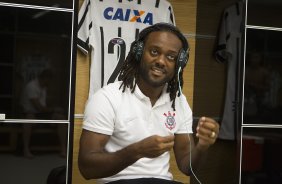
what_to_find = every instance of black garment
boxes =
[47,165,66,184]
[106,178,184,184]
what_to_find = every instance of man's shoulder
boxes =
[92,81,124,99]
[102,81,123,93]
[86,82,124,111]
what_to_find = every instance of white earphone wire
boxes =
[177,67,202,184]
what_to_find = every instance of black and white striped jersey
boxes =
[78,0,175,95]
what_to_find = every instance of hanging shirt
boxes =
[77,0,175,95]
[215,2,244,140]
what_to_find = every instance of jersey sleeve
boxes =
[83,89,115,135]
[77,0,92,54]
[215,9,232,63]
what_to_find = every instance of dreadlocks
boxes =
[118,23,188,111]
[118,41,140,93]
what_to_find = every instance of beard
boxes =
[139,61,174,88]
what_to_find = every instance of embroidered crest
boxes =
[163,111,176,130]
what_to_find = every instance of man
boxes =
[78,23,220,184]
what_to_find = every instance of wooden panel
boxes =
[169,0,196,34]
[74,50,90,114]
[183,38,196,108]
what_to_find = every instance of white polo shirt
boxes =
[83,81,193,183]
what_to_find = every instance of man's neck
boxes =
[137,80,165,107]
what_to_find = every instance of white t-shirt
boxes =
[21,79,46,113]
[77,0,175,95]
[83,81,193,183]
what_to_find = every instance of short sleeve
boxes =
[83,90,116,135]
[175,95,193,134]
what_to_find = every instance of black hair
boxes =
[118,23,189,110]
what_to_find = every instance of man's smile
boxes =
[151,66,165,76]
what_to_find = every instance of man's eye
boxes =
[167,55,176,61]
[150,49,158,56]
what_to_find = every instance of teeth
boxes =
[153,70,163,75]
[152,67,164,74]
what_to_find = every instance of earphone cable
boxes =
[177,67,202,184]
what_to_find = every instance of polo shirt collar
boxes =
[134,83,171,106]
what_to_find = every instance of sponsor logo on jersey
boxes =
[104,7,153,25]
[164,111,176,130]
[111,38,124,45]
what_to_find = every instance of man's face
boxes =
[139,31,183,88]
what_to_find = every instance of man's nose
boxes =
[155,54,166,66]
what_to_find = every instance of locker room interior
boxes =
[74,0,282,183]
[1,0,282,184]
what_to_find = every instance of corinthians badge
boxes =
[164,111,176,130]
